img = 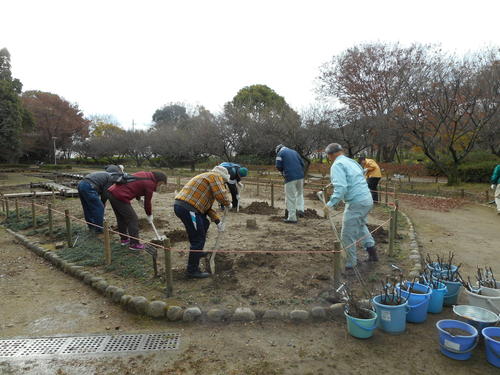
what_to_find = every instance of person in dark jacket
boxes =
[108,171,167,251]
[77,165,124,233]
[219,162,248,209]
[275,144,305,223]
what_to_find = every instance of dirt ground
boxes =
[1,226,498,375]
[402,202,500,277]
[0,174,412,310]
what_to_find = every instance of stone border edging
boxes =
[4,227,346,324]
[397,210,422,277]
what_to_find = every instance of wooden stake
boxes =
[15,199,19,221]
[486,190,489,202]
[176,175,181,191]
[394,199,399,239]
[1,195,5,213]
[65,209,72,248]
[388,209,396,256]
[48,203,53,238]
[385,181,388,205]
[32,199,37,228]
[5,198,9,217]
[256,174,260,196]
[52,190,55,204]
[103,221,112,265]
[460,189,465,199]
[271,182,275,208]
[163,238,173,297]
[333,241,341,290]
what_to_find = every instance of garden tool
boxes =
[316,191,371,299]
[206,207,229,274]
[149,221,166,241]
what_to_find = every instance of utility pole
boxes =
[52,137,57,165]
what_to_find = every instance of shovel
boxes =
[149,220,166,241]
[206,207,229,274]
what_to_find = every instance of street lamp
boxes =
[52,137,57,165]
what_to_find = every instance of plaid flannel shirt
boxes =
[175,172,231,222]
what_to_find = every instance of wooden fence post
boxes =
[65,209,72,247]
[394,199,399,239]
[385,181,389,205]
[1,194,5,214]
[388,209,396,256]
[31,199,37,228]
[486,190,489,202]
[256,174,260,197]
[333,241,341,290]
[48,203,53,238]
[15,199,19,221]
[103,221,112,265]
[5,198,9,217]
[271,182,275,208]
[460,189,465,199]
[52,190,56,204]
[163,238,173,297]
[176,175,181,191]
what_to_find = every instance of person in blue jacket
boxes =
[325,143,378,268]
[219,162,248,209]
[275,144,305,223]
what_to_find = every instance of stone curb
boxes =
[397,210,422,278]
[4,226,405,325]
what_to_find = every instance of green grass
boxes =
[56,228,155,280]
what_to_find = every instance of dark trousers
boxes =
[77,181,104,233]
[174,204,210,273]
[226,183,238,207]
[367,177,381,203]
[108,194,139,244]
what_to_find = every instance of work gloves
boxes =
[217,222,225,232]
[225,203,233,210]
[146,215,154,224]
[491,184,497,190]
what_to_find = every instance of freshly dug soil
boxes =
[166,229,189,243]
[367,224,388,243]
[380,298,405,306]
[443,328,473,336]
[302,208,321,219]
[347,308,372,319]
[240,201,279,215]
[137,217,169,231]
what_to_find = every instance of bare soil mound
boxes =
[166,229,189,243]
[240,201,279,215]
[137,217,168,231]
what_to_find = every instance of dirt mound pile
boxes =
[240,201,278,215]
[166,229,189,243]
[367,224,388,243]
[302,208,321,219]
[137,217,168,231]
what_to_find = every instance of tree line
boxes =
[1,44,499,184]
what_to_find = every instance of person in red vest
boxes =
[108,171,167,251]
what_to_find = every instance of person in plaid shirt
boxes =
[174,166,232,278]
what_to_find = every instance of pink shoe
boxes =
[129,243,145,251]
[120,239,130,246]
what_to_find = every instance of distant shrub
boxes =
[458,161,499,183]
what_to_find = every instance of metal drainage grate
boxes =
[0,333,180,359]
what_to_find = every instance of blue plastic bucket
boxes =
[427,262,458,277]
[344,309,377,339]
[397,282,431,323]
[482,327,500,368]
[441,279,462,306]
[427,282,447,314]
[436,319,478,360]
[372,294,409,334]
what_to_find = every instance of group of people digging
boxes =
[77,142,380,278]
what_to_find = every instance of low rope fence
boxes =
[0,190,400,297]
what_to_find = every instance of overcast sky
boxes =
[2,0,499,129]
